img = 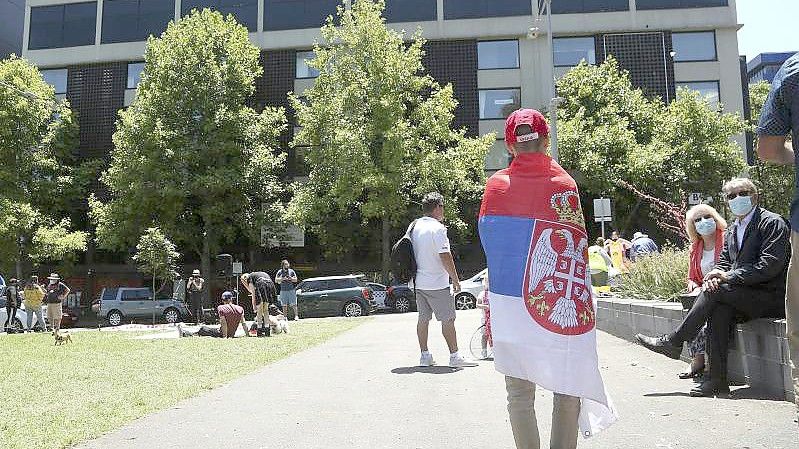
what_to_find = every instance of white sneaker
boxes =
[419,353,436,367]
[449,353,478,367]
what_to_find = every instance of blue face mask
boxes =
[728,195,754,217]
[695,218,717,236]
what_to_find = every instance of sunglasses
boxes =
[693,214,713,223]
[726,190,751,201]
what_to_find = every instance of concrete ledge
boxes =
[596,297,795,402]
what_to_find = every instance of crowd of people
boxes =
[2,273,70,334]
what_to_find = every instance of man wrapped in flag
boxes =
[479,109,617,448]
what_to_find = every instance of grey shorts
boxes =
[416,288,456,322]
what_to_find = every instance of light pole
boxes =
[530,0,561,162]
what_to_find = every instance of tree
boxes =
[0,56,87,277]
[132,227,180,324]
[556,58,746,242]
[288,0,492,280]
[749,80,794,217]
[91,9,286,299]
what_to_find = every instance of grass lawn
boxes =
[0,318,365,449]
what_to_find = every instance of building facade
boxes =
[0,0,25,57]
[747,51,796,84]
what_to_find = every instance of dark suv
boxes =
[296,276,377,318]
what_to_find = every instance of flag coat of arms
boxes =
[479,153,618,437]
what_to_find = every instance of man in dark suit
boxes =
[636,178,789,397]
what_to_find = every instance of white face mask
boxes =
[695,217,717,236]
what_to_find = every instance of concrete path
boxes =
[78,310,797,449]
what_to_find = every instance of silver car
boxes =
[97,287,190,326]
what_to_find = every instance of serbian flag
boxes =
[479,152,618,437]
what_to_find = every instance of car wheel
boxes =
[343,301,364,317]
[107,310,124,327]
[394,296,411,313]
[455,293,476,310]
[163,308,181,324]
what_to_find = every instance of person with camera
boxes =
[275,259,299,320]
[187,269,205,324]
[44,273,70,334]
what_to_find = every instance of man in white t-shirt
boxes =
[410,192,472,367]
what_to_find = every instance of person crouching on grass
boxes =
[178,291,250,338]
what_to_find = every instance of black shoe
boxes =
[689,379,730,397]
[678,364,706,379]
[635,334,682,360]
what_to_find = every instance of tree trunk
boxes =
[201,226,212,308]
[381,216,390,284]
[152,275,157,326]
[15,236,23,279]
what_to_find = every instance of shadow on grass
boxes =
[391,366,463,375]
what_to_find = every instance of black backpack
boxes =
[390,220,418,284]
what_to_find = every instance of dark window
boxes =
[102,288,119,301]
[672,31,716,62]
[444,0,532,20]
[29,2,96,50]
[547,0,628,14]
[181,0,258,31]
[383,0,436,23]
[102,0,175,44]
[479,89,520,120]
[121,289,150,300]
[478,40,519,70]
[41,69,68,94]
[636,0,727,10]
[554,37,596,67]
[264,0,339,31]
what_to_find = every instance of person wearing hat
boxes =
[629,231,659,262]
[3,278,21,332]
[23,276,47,332]
[44,273,70,334]
[187,269,205,324]
[478,109,617,447]
[178,291,249,338]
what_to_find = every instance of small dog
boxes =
[54,331,72,346]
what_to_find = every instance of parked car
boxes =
[367,282,416,313]
[296,276,377,318]
[452,268,487,310]
[97,287,190,326]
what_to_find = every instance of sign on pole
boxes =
[593,198,612,239]
[688,192,702,205]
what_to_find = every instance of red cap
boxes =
[504,109,549,146]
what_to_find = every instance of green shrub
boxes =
[618,247,689,301]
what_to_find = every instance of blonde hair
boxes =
[685,204,727,242]
[722,177,758,195]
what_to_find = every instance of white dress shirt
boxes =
[735,208,756,249]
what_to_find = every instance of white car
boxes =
[452,268,487,310]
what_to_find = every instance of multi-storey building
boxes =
[0,0,25,57]
[747,51,796,84]
[18,0,746,270]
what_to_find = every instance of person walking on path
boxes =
[187,269,205,324]
[479,108,617,448]
[275,260,299,320]
[756,51,799,412]
[636,178,789,397]
[23,275,46,332]
[3,278,21,332]
[410,192,471,368]
[44,273,70,334]
[178,291,250,338]
[241,271,277,337]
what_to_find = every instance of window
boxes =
[478,40,519,70]
[296,51,320,78]
[102,288,119,301]
[636,0,727,10]
[102,0,175,44]
[28,2,96,50]
[444,0,532,20]
[548,0,628,14]
[553,37,596,67]
[479,89,521,120]
[41,69,68,95]
[121,289,150,300]
[264,0,339,31]
[383,0,437,23]
[181,0,258,31]
[677,81,720,107]
[127,62,145,89]
[672,31,716,62]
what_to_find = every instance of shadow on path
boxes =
[391,366,463,375]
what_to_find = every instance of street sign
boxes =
[232,262,243,275]
[688,192,702,205]
[262,224,305,248]
[593,198,612,239]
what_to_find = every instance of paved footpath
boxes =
[79,310,797,449]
